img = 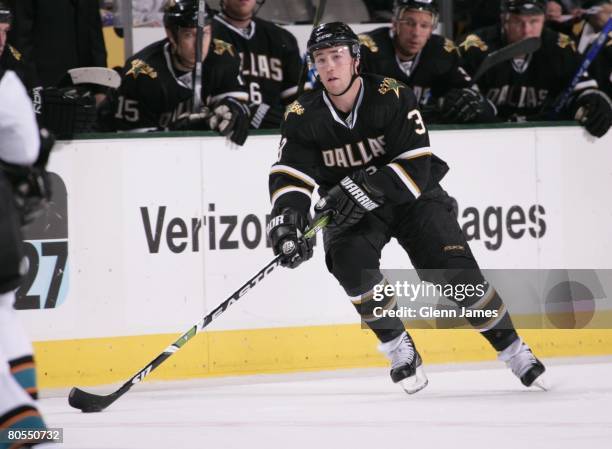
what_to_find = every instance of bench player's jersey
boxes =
[552,18,612,99]
[460,26,598,119]
[213,15,303,128]
[0,44,37,91]
[101,37,247,131]
[359,27,473,107]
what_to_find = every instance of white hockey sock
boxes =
[0,291,34,362]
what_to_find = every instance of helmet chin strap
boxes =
[327,60,360,97]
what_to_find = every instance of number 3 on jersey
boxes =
[408,109,426,135]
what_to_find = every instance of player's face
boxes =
[503,13,545,43]
[393,9,435,58]
[589,3,612,30]
[313,46,358,95]
[0,22,9,58]
[223,0,257,20]
[168,24,212,70]
[545,1,562,21]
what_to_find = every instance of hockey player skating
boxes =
[213,0,306,129]
[267,22,547,394]
[359,0,496,124]
[98,0,251,144]
[0,63,55,447]
[460,0,612,137]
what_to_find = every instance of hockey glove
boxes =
[441,88,492,123]
[209,97,251,145]
[1,128,55,226]
[171,107,213,131]
[38,86,97,138]
[1,163,52,227]
[573,90,612,138]
[314,170,384,232]
[249,103,284,129]
[267,208,313,269]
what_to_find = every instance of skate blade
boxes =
[531,375,549,391]
[399,365,429,395]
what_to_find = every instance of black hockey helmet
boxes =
[394,0,438,15]
[163,0,213,30]
[0,1,12,24]
[393,0,438,26]
[307,22,361,63]
[501,0,546,15]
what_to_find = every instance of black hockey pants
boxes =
[323,186,517,350]
[0,172,24,293]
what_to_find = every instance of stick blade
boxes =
[67,67,121,89]
[68,387,117,413]
[513,36,541,54]
[473,37,541,82]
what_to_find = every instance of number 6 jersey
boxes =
[212,14,304,129]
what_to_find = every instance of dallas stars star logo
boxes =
[9,45,22,61]
[378,78,404,98]
[557,33,576,51]
[358,34,379,53]
[460,34,488,52]
[284,100,304,120]
[126,59,157,79]
[214,39,236,57]
[444,38,459,54]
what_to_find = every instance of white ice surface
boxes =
[41,357,612,449]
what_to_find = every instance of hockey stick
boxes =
[192,0,206,112]
[68,213,331,413]
[472,36,541,83]
[67,67,121,89]
[549,17,612,119]
[296,0,328,97]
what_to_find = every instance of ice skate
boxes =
[498,338,547,390]
[379,332,428,394]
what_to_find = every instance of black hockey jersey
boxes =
[269,74,449,217]
[100,37,247,131]
[460,26,597,119]
[0,44,37,91]
[359,27,473,107]
[212,14,303,128]
[552,18,611,99]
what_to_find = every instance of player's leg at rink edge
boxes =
[395,187,547,390]
[322,217,428,394]
[0,292,55,448]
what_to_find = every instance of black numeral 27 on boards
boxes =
[15,241,68,310]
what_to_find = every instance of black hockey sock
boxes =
[460,283,518,351]
[481,326,518,352]
[351,280,405,343]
